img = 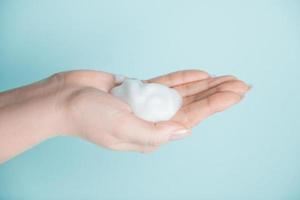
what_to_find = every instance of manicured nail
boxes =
[248,84,253,90]
[169,129,191,141]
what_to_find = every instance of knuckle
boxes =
[148,124,171,146]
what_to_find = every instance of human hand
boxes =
[0,69,250,162]
[58,70,250,153]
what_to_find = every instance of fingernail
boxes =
[169,129,191,141]
[248,84,253,90]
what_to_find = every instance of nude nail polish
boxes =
[169,129,191,141]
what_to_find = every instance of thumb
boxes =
[122,115,191,147]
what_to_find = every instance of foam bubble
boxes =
[110,77,182,122]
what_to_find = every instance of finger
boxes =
[62,70,115,91]
[147,69,210,87]
[139,146,160,154]
[183,79,250,105]
[116,114,188,147]
[107,142,141,152]
[173,75,237,97]
[113,142,160,153]
[172,91,243,128]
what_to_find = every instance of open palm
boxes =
[62,69,250,152]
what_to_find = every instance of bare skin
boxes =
[0,69,250,163]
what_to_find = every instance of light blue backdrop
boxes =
[0,0,299,199]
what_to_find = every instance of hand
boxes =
[58,70,250,153]
[0,69,250,162]
[148,70,250,129]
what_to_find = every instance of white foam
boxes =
[110,77,182,122]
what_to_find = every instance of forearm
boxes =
[0,75,66,163]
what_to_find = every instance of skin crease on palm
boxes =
[0,69,250,163]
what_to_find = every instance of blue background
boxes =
[0,0,300,199]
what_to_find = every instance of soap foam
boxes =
[110,77,182,122]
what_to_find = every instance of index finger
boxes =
[146,69,211,87]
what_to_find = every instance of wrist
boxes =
[0,73,69,138]
[0,74,69,162]
[41,73,72,138]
